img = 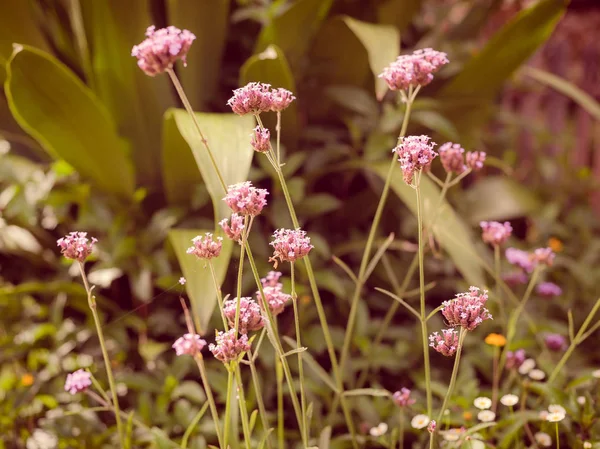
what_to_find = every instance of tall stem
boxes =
[436,328,467,424]
[494,244,506,332]
[78,262,124,448]
[223,368,234,449]
[291,263,308,446]
[398,411,405,449]
[247,349,272,449]
[209,261,229,330]
[194,355,224,448]
[491,346,500,413]
[234,216,249,336]
[234,364,253,449]
[276,358,284,449]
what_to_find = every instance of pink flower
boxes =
[227,82,273,115]
[57,232,97,263]
[536,282,562,297]
[438,142,466,174]
[270,88,295,112]
[533,247,555,267]
[393,135,438,184]
[429,328,459,356]
[270,228,313,264]
[256,271,290,316]
[209,329,251,363]
[480,221,513,246]
[64,369,92,394]
[544,334,567,352]
[427,420,437,433]
[179,277,186,285]
[251,126,271,153]
[506,248,535,273]
[219,213,245,243]
[186,233,222,259]
[223,297,265,334]
[392,388,416,407]
[505,349,526,369]
[131,26,196,76]
[262,271,283,288]
[173,333,207,356]
[466,151,486,171]
[502,271,529,286]
[223,181,268,216]
[379,48,449,91]
[441,286,492,331]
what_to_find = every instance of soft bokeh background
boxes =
[1,0,599,447]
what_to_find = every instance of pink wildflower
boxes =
[379,48,449,91]
[227,82,273,115]
[506,248,535,273]
[219,213,245,243]
[223,297,265,334]
[536,282,562,297]
[64,369,92,394]
[427,420,437,433]
[480,221,513,246]
[173,333,207,356]
[429,328,459,357]
[502,271,529,286]
[57,232,97,263]
[441,286,492,331]
[393,135,438,184]
[544,334,567,352]
[131,26,196,76]
[438,142,466,174]
[270,88,295,112]
[209,329,251,363]
[187,233,222,259]
[251,126,271,153]
[262,271,283,288]
[223,181,268,216]
[466,151,486,171]
[257,272,291,316]
[179,277,186,285]
[392,388,416,407]
[533,247,555,267]
[505,349,526,370]
[270,228,313,264]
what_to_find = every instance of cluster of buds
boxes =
[209,329,251,363]
[257,271,291,316]
[465,151,486,171]
[480,221,512,246]
[172,333,207,357]
[505,349,526,369]
[187,233,222,260]
[393,135,438,185]
[544,333,567,352]
[270,228,313,264]
[379,48,449,91]
[219,213,245,243]
[227,83,295,115]
[224,181,268,216]
[131,26,196,76]
[392,388,416,407]
[57,232,97,263]
[429,328,459,356]
[64,369,92,394]
[441,286,492,331]
[251,127,271,153]
[438,142,466,174]
[223,297,265,334]
[506,247,556,273]
[536,282,562,297]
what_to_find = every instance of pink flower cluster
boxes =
[172,333,207,356]
[429,328,459,356]
[64,369,92,394]
[57,232,97,263]
[209,329,251,363]
[466,151,486,171]
[393,135,438,184]
[505,349,526,369]
[131,26,196,76]
[223,297,265,334]
[533,247,555,267]
[544,333,566,351]
[438,142,466,174]
[379,48,449,91]
[503,271,528,286]
[392,388,416,407]
[480,221,513,246]
[251,127,271,153]
[441,286,492,331]
[536,282,562,297]
[270,228,313,264]
[257,271,291,316]
[224,181,268,216]
[506,247,556,273]
[219,213,245,243]
[187,233,222,259]
[227,83,295,115]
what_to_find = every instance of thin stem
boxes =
[209,261,229,330]
[234,216,249,336]
[276,358,284,449]
[491,346,500,413]
[291,263,308,447]
[78,262,124,448]
[247,349,272,449]
[398,411,404,449]
[234,364,253,449]
[436,328,467,424]
[223,368,234,449]
[494,244,506,333]
[194,355,224,448]
[276,111,282,166]
[166,68,227,192]
[555,422,559,449]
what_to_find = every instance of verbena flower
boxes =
[505,349,526,369]
[500,394,519,407]
[224,181,268,216]
[131,26,196,76]
[257,271,290,316]
[392,388,416,407]
[227,83,296,115]
[270,88,295,112]
[220,213,245,243]
[502,271,528,286]
[186,233,222,259]
[379,48,448,91]
[172,333,207,356]
[251,126,271,153]
[477,410,496,422]
[534,432,552,447]
[544,333,567,351]
[223,297,265,334]
[270,228,313,263]
[427,420,436,433]
[480,221,512,246]
[438,142,466,174]
[209,329,251,363]
[411,414,430,429]
[536,282,562,297]
[465,151,486,171]
[506,248,535,273]
[533,247,555,267]
[429,328,459,356]
[57,232,97,262]
[64,369,92,394]
[393,135,438,184]
[441,286,492,331]
[474,397,492,410]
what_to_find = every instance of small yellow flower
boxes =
[548,237,563,253]
[21,373,34,387]
[485,333,506,347]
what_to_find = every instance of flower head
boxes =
[257,271,290,316]
[438,142,466,174]
[379,48,448,91]
[220,213,245,243]
[224,181,268,216]
[466,151,486,171]
[506,349,526,369]
[392,388,416,407]
[209,329,251,363]
[441,286,492,331]
[529,369,546,381]
[534,432,552,447]
[186,233,222,259]
[227,82,273,115]
[544,333,567,351]
[480,221,512,246]
[518,358,536,375]
[536,282,562,297]
[270,88,295,112]
[546,411,565,422]
[429,328,459,356]
[548,404,566,415]
[178,277,186,285]
[251,126,271,153]
[132,26,196,76]
[223,297,265,334]
[441,428,464,442]
[474,397,492,410]
[477,410,496,422]
[64,369,92,394]
[506,248,535,273]
[26,429,58,449]
[393,135,438,184]
[500,394,519,407]
[172,333,207,356]
[270,228,313,264]
[57,232,97,262]
[533,247,555,267]
[369,422,388,437]
[411,414,430,429]
[484,333,506,347]
[502,271,528,286]
[427,420,437,433]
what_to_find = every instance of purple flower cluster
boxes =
[187,233,222,260]
[393,135,438,184]
[505,349,526,369]
[131,26,196,76]
[270,228,313,264]
[172,333,207,356]
[544,334,567,352]
[503,271,529,286]
[57,232,97,263]
[533,247,555,267]
[257,271,291,316]
[536,282,562,298]
[219,213,245,243]
[209,329,251,363]
[429,328,459,356]
[480,221,513,246]
[506,248,535,273]
[251,127,271,153]
[441,286,492,331]
[438,142,466,174]
[379,48,449,91]
[64,369,92,394]
[224,181,269,216]
[223,297,265,334]
[227,83,295,115]
[466,151,486,171]
[392,388,416,407]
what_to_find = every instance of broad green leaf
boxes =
[167,0,230,110]
[376,0,422,33]
[81,0,173,186]
[369,162,485,287]
[168,229,233,334]
[240,45,298,144]
[167,109,255,221]
[5,45,135,196]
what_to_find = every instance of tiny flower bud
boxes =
[251,126,271,153]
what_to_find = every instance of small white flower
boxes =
[592,369,600,379]
[179,277,186,285]
[546,411,565,422]
[441,428,462,442]
[26,430,58,449]
[369,422,388,437]
[539,410,549,420]
[518,358,536,375]
[529,369,546,380]
[477,410,496,422]
[583,442,592,449]
[411,414,430,429]
[500,394,519,407]
[577,396,586,405]
[548,404,566,415]
[473,397,492,410]
[535,432,552,447]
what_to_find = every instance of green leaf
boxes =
[342,388,391,398]
[167,0,230,110]
[168,229,233,334]
[318,426,332,449]
[166,109,255,221]
[368,162,485,287]
[5,45,135,196]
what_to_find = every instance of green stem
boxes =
[276,111,282,166]
[194,355,224,448]
[247,349,272,449]
[398,411,404,449]
[234,216,249,336]
[276,358,284,449]
[234,364,253,449]
[436,328,467,423]
[78,262,125,448]
[291,263,308,446]
[494,244,506,333]
[555,422,559,449]
[491,346,500,413]
[209,261,229,330]
[223,368,234,449]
